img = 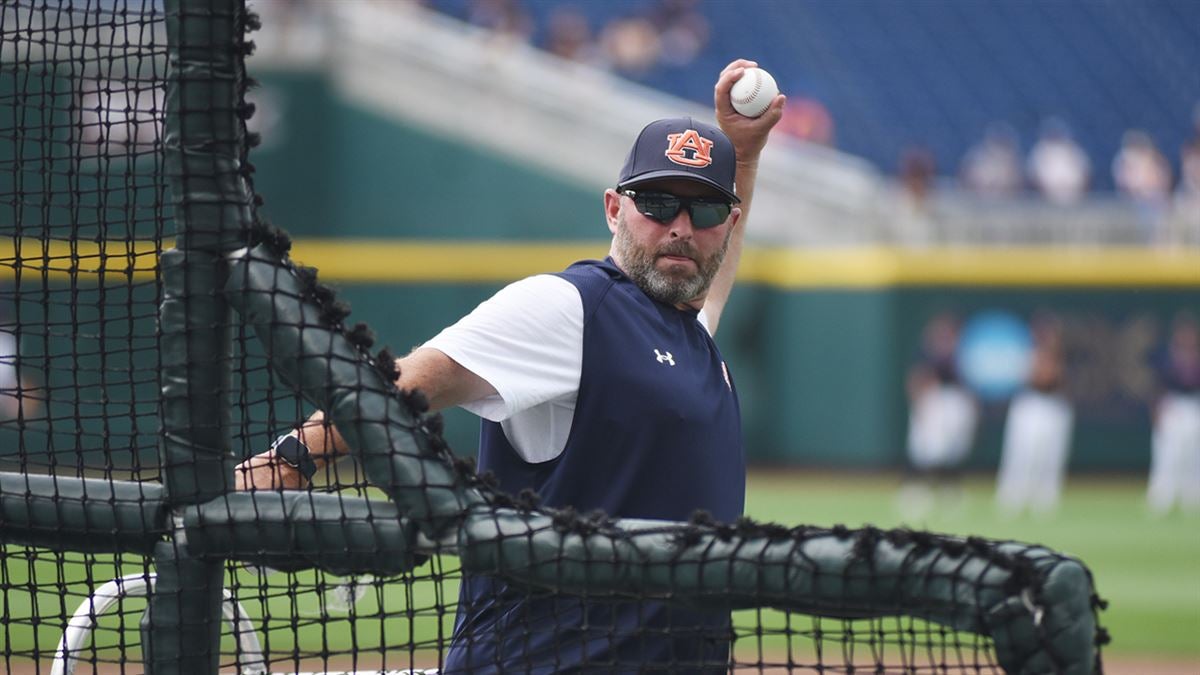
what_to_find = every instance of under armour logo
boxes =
[654,349,675,366]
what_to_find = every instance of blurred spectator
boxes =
[544,6,599,64]
[1146,312,1200,516]
[996,313,1074,516]
[1028,118,1090,205]
[1112,129,1173,243]
[467,0,533,43]
[898,312,979,521]
[0,327,20,420]
[960,123,1022,197]
[650,0,710,68]
[1180,135,1200,199]
[900,145,937,209]
[0,323,38,422]
[1170,107,1200,245]
[894,145,938,243]
[776,97,835,146]
[249,0,328,58]
[599,13,661,74]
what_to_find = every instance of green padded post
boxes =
[149,0,253,672]
[159,248,234,503]
[140,541,226,675]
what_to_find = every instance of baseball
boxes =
[729,67,779,118]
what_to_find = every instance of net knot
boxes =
[476,470,499,490]
[1002,556,1037,595]
[374,348,399,382]
[966,536,991,555]
[941,538,967,558]
[251,220,292,255]
[345,322,376,350]
[514,488,542,511]
[672,525,704,549]
[421,411,444,436]
[404,390,430,414]
[321,299,352,326]
[736,516,787,539]
[452,456,477,481]
[688,510,717,528]
[550,506,579,532]
[851,526,882,559]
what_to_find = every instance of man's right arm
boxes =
[235,273,582,491]
[234,348,497,490]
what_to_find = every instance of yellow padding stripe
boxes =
[4,238,1198,287]
[287,240,608,283]
[738,246,1200,288]
[290,240,1200,288]
[0,239,160,282]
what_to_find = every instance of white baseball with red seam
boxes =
[729,67,778,118]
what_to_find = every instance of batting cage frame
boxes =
[0,0,1107,673]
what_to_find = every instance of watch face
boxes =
[271,435,303,466]
[271,435,316,481]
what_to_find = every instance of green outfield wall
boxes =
[321,276,1197,472]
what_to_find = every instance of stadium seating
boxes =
[429,0,1200,190]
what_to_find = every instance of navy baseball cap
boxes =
[616,117,740,204]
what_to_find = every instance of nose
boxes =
[664,208,695,238]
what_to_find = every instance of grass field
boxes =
[743,471,1200,660]
[2,472,1197,672]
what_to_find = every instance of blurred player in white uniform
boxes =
[1147,312,1200,515]
[900,313,978,520]
[0,319,38,422]
[996,313,1073,516]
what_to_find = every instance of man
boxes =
[900,312,978,520]
[996,313,1074,516]
[238,59,784,672]
[1147,312,1200,515]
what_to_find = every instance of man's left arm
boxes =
[702,59,785,335]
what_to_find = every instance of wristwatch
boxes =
[270,435,318,483]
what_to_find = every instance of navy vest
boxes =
[445,258,745,673]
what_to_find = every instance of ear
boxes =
[603,189,622,235]
[727,206,743,231]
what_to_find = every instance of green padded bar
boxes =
[140,541,225,675]
[163,0,254,253]
[181,492,422,576]
[458,509,1098,675]
[0,474,166,554]
[159,248,235,504]
[224,244,483,538]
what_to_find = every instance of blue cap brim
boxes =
[617,170,741,204]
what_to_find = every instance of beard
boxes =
[613,212,731,306]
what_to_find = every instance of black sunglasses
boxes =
[621,190,733,229]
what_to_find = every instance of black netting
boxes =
[0,1,1106,674]
[2,1,166,672]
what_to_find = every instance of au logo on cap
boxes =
[664,129,715,168]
